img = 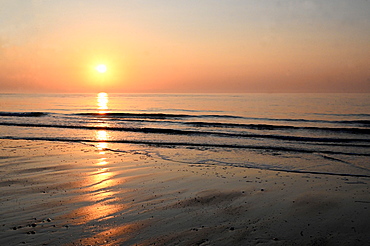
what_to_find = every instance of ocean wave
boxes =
[1,122,369,144]
[76,112,245,119]
[2,111,370,127]
[76,112,370,126]
[2,136,369,178]
[1,136,369,157]
[254,117,370,126]
[313,113,370,117]
[185,122,370,134]
[0,112,48,117]
[76,112,191,119]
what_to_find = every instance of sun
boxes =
[96,64,107,73]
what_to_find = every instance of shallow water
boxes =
[1,93,369,177]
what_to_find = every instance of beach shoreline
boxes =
[0,139,369,245]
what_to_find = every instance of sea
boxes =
[1,93,369,178]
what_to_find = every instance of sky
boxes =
[0,0,369,93]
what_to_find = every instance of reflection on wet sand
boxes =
[75,223,144,246]
[97,157,108,166]
[49,94,156,244]
[61,94,140,243]
[62,131,124,226]
[96,130,109,154]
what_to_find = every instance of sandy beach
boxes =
[2,0,370,244]
[0,139,369,245]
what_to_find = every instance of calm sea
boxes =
[1,93,369,177]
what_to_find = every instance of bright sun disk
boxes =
[96,64,107,73]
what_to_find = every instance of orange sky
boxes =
[1,1,369,93]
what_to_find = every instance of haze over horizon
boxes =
[1,0,369,93]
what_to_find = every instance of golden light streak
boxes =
[97,92,108,111]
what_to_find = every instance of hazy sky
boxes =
[1,0,369,93]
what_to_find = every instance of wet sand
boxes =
[0,139,369,245]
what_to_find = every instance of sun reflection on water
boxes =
[96,129,108,140]
[97,92,109,113]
